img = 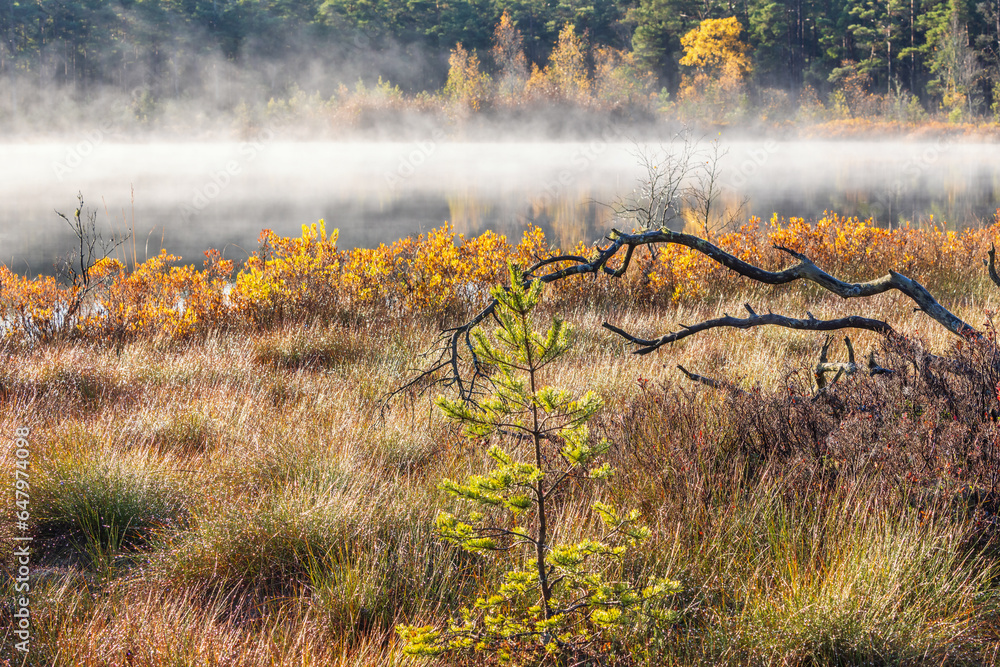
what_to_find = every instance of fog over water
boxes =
[3,139,999,277]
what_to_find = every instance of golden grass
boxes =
[3,247,1000,664]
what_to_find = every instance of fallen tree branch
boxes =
[603,304,897,355]
[815,335,858,391]
[398,223,986,402]
[593,228,980,340]
[676,364,746,394]
[677,334,900,400]
[867,350,895,375]
[986,244,1000,291]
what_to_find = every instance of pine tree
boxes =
[397,262,679,664]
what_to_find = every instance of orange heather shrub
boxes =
[340,243,395,307]
[0,213,997,344]
[231,221,340,325]
[0,265,70,341]
[759,213,991,295]
[85,249,232,340]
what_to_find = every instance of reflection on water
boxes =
[1,140,998,277]
[730,140,1000,229]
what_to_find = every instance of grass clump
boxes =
[154,482,357,597]
[368,426,443,473]
[31,445,189,563]
[31,362,124,411]
[152,477,483,638]
[253,326,364,370]
[138,409,217,455]
[704,488,997,665]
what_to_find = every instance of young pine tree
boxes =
[398,263,679,665]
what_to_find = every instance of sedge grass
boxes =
[3,283,1000,665]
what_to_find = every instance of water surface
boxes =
[3,140,997,277]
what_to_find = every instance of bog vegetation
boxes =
[1,208,996,344]
[3,202,1000,664]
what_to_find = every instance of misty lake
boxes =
[3,139,999,277]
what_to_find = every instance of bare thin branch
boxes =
[603,304,896,355]
[676,364,746,394]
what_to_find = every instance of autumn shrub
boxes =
[82,250,231,344]
[613,328,1000,513]
[2,213,998,345]
[382,226,512,320]
[0,265,70,341]
[232,221,341,326]
[631,214,999,305]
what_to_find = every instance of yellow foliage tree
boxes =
[679,17,752,80]
[444,43,492,111]
[491,10,528,102]
[593,47,656,110]
[526,23,590,102]
[677,17,751,120]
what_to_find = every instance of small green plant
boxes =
[397,263,679,664]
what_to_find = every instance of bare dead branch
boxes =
[54,192,131,325]
[814,335,860,388]
[603,303,897,355]
[986,243,1000,290]
[681,332,902,398]
[540,225,978,342]
[601,228,979,339]
[676,364,746,394]
[867,351,895,375]
[844,336,856,365]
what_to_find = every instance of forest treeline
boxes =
[1,0,999,125]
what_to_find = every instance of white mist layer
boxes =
[2,139,998,276]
